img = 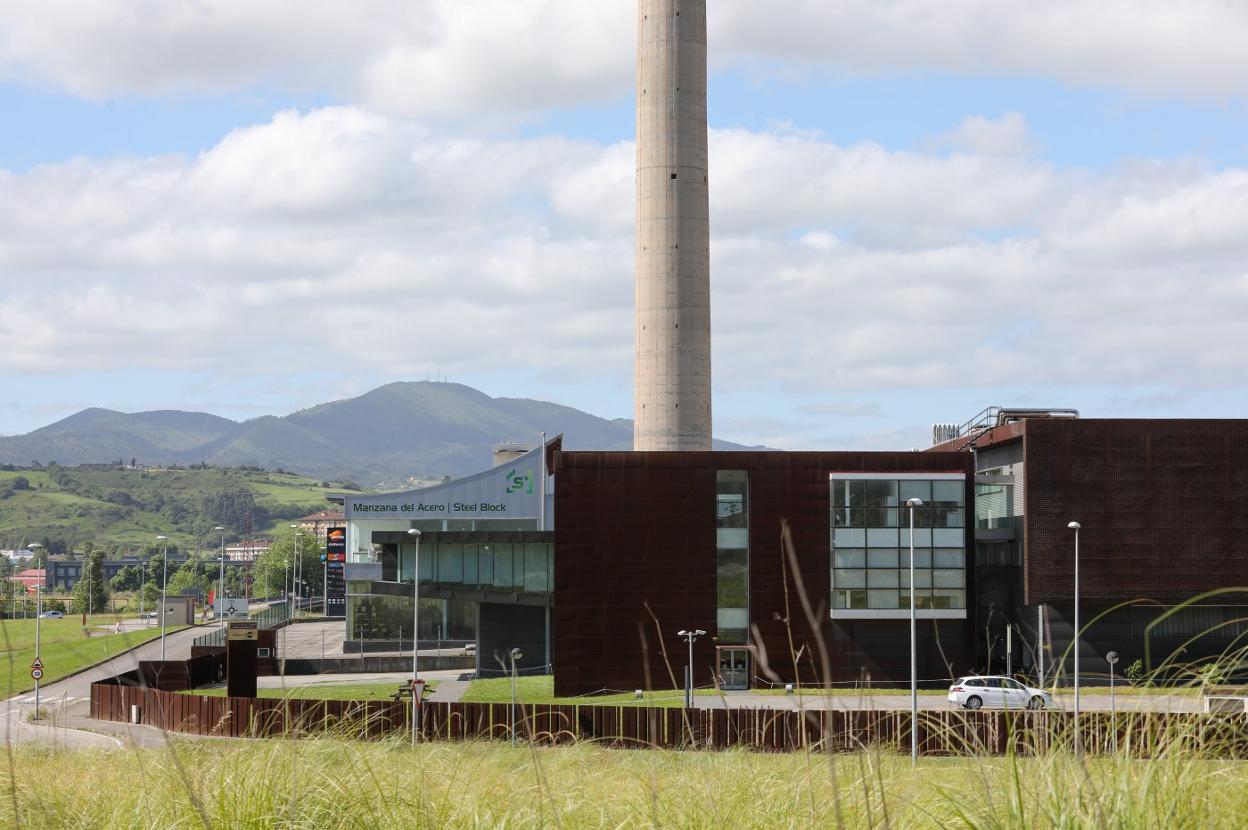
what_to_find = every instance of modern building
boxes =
[224,541,270,562]
[934,410,1248,685]
[46,555,190,593]
[336,439,555,674]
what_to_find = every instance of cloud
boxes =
[2,1,1247,116]
[1,106,1247,447]
[926,113,1035,157]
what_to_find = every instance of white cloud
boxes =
[926,113,1035,157]
[1,105,1247,446]
[2,1,1246,115]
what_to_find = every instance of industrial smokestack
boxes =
[634,0,712,451]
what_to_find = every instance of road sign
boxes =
[30,657,43,670]
[30,668,43,681]
[227,620,259,641]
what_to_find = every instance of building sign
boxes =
[325,527,347,618]
[227,620,259,641]
[343,444,545,520]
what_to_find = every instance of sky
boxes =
[1,0,1247,451]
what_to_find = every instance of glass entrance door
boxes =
[718,648,750,690]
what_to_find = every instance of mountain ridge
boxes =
[0,382,762,487]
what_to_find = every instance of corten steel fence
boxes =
[90,679,1248,756]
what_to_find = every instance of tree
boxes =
[252,531,322,599]
[139,581,160,611]
[110,565,142,592]
[167,558,209,596]
[71,550,108,615]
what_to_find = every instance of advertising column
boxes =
[325,527,347,618]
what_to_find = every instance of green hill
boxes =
[0,465,364,554]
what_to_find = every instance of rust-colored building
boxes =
[553,450,976,696]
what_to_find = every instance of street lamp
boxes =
[29,543,43,720]
[1068,521,1082,756]
[510,647,524,747]
[407,528,422,747]
[214,526,226,630]
[289,524,301,616]
[905,497,923,765]
[676,629,705,709]
[156,535,170,660]
[1106,650,1119,718]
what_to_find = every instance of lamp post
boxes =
[1068,521,1082,756]
[214,526,226,629]
[676,629,705,709]
[29,543,42,720]
[407,528,422,747]
[289,524,301,616]
[1107,650,1119,736]
[510,647,524,747]
[156,535,169,660]
[905,497,923,765]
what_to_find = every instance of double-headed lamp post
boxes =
[214,526,226,629]
[406,528,422,746]
[676,629,705,709]
[905,497,924,765]
[156,535,169,660]
[1068,521,1082,756]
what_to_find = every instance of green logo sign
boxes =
[505,468,534,495]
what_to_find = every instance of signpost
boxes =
[226,620,259,698]
[214,598,250,620]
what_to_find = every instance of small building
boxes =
[224,541,270,562]
[297,510,345,547]
[8,568,45,593]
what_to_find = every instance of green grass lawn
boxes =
[462,675,692,708]
[185,681,438,702]
[0,616,188,698]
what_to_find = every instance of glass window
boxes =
[865,508,898,527]
[867,570,899,588]
[899,527,932,547]
[834,528,867,547]
[868,589,899,609]
[717,470,749,643]
[933,528,965,547]
[899,480,931,503]
[832,480,865,508]
[833,589,868,609]
[863,480,898,507]
[867,549,898,568]
[901,589,933,609]
[932,589,965,609]
[933,549,965,568]
[493,544,514,589]
[933,569,965,588]
[523,544,549,592]
[717,528,749,549]
[930,507,964,528]
[833,507,868,528]
[899,570,932,588]
[717,549,748,605]
[462,544,479,586]
[932,480,965,506]
[867,528,899,548]
[833,549,866,568]
[478,545,494,586]
[833,569,866,588]
[437,544,464,584]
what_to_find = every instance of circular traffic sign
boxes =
[30,668,43,681]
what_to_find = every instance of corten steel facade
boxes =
[971,418,1248,605]
[553,450,977,697]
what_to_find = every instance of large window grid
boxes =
[831,477,966,612]
[717,470,749,644]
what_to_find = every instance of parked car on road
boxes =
[37,610,64,619]
[948,676,1052,710]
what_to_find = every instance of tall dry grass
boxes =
[3,737,1248,829]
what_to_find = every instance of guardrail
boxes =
[89,679,1248,756]
[192,600,291,650]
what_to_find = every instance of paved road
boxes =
[0,624,206,749]
[694,691,1202,713]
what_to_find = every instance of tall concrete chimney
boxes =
[634,0,712,451]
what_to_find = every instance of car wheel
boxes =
[1028,696,1045,710]
[965,695,983,710]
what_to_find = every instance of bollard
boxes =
[130,705,142,724]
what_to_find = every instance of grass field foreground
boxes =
[4,738,1248,828]
[0,616,185,698]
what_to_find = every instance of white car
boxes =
[948,675,1052,710]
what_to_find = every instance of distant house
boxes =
[9,568,45,593]
[297,510,344,547]
[225,540,271,562]
[1,549,35,562]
